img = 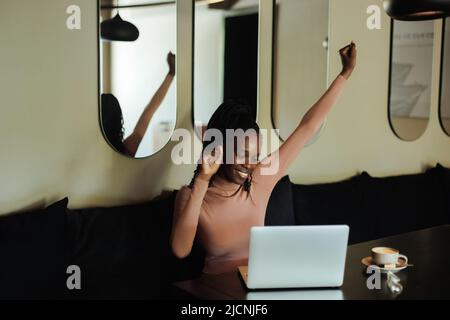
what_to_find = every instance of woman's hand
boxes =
[339,41,357,80]
[167,51,176,76]
[198,145,223,182]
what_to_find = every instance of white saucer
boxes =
[361,256,408,273]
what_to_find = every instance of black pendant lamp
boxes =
[383,0,450,21]
[101,1,139,42]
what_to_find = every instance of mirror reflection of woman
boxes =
[101,52,176,157]
[171,42,357,275]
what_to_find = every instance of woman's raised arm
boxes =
[123,52,176,156]
[254,42,357,186]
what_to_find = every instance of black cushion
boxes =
[0,198,68,299]
[265,175,296,226]
[292,168,449,245]
[292,172,371,244]
[428,163,450,214]
[363,169,449,240]
[66,191,204,299]
[442,164,450,213]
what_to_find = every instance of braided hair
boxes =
[190,100,259,195]
[101,93,126,154]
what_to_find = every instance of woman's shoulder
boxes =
[174,185,193,208]
[178,184,192,194]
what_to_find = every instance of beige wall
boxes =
[0,0,197,215]
[276,0,450,183]
[1,0,450,216]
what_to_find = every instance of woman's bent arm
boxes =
[171,146,222,258]
[170,177,209,258]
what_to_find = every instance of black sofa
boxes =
[0,164,449,299]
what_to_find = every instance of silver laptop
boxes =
[239,225,349,290]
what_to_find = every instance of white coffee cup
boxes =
[371,247,408,266]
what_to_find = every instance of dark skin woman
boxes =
[171,42,357,274]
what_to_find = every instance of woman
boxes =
[101,52,176,157]
[171,42,357,274]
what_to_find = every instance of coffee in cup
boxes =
[371,247,408,267]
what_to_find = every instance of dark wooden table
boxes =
[173,225,450,300]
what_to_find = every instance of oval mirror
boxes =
[272,0,329,145]
[99,0,177,158]
[389,19,434,141]
[440,18,450,136]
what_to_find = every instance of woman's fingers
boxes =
[209,146,223,164]
[339,44,350,53]
[339,42,356,54]
[338,41,357,79]
[203,145,223,166]
[199,145,222,179]
[214,145,223,161]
